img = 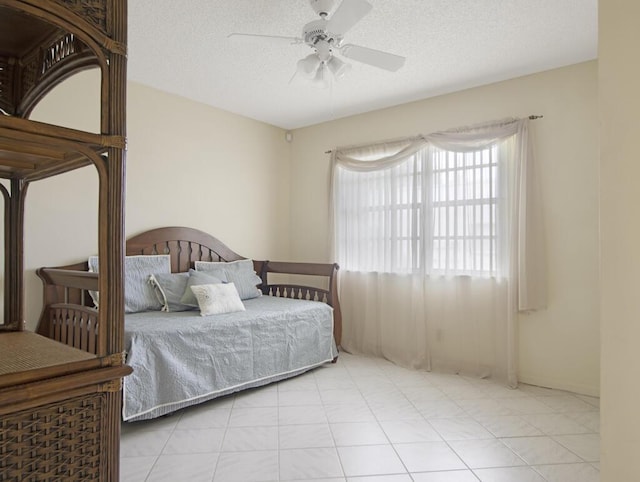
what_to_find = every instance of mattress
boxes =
[122,295,337,421]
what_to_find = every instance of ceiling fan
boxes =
[228,0,406,87]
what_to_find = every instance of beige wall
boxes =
[599,1,640,479]
[22,69,290,330]
[290,62,600,395]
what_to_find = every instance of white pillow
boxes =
[190,283,246,316]
[195,259,262,300]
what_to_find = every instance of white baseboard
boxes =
[518,373,600,398]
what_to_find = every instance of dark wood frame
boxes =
[37,226,342,348]
[0,1,129,480]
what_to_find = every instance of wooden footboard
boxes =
[36,266,100,354]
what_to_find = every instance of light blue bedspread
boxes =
[123,296,337,421]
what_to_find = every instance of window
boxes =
[431,146,498,275]
[334,144,499,277]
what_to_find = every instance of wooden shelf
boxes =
[0,115,126,181]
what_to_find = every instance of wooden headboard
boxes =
[36,226,342,350]
[125,226,245,270]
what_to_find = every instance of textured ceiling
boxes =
[128,0,597,130]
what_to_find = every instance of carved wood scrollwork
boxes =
[56,0,107,31]
[42,33,80,76]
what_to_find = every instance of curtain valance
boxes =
[332,117,524,168]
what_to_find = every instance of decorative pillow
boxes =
[148,272,193,312]
[88,255,171,313]
[195,259,262,300]
[190,283,245,316]
[180,269,226,307]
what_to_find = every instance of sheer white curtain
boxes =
[331,118,546,386]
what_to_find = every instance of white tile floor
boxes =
[120,352,600,482]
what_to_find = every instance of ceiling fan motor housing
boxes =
[303,19,331,44]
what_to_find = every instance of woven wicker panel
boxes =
[0,55,14,115]
[0,332,95,377]
[56,0,107,32]
[0,393,105,481]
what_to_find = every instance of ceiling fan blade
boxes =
[326,0,372,36]
[339,44,406,71]
[227,33,303,45]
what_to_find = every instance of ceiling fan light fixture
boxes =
[311,63,330,89]
[327,56,351,80]
[297,54,322,79]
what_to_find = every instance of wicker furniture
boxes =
[37,226,342,419]
[0,1,130,480]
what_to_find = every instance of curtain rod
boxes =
[324,115,544,154]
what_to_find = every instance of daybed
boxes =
[36,226,342,421]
